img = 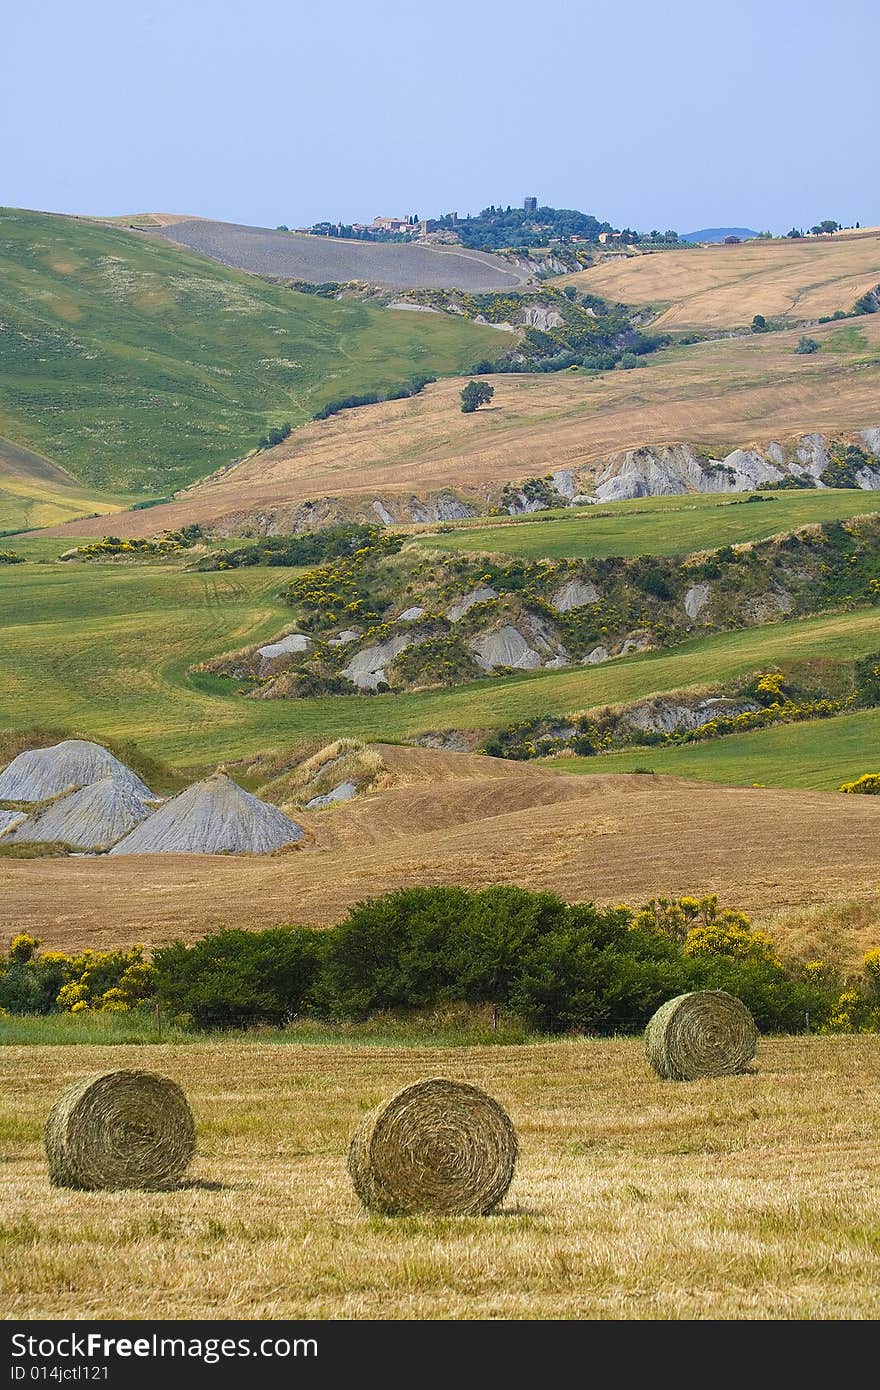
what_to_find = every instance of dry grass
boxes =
[766,898,880,971]
[559,231,880,330]
[2,1038,879,1319]
[46,311,880,539]
[3,762,880,952]
[257,739,390,811]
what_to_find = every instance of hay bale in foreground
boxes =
[348,1078,517,1215]
[45,1070,196,1190]
[645,990,758,1081]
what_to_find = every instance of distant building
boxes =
[723,235,742,245]
[524,196,537,212]
[370,216,410,234]
[598,231,623,245]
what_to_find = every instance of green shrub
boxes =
[195,524,383,571]
[3,889,855,1035]
[152,927,324,1029]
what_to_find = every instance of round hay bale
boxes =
[45,1070,196,1190]
[348,1078,518,1216]
[645,990,758,1081]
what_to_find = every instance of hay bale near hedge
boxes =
[348,1078,517,1215]
[645,990,758,1081]
[45,1070,196,1190]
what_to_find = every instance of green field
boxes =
[1,553,878,781]
[539,706,880,791]
[417,490,880,560]
[0,208,504,498]
[0,446,125,537]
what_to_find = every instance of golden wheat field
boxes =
[47,310,880,539]
[560,229,880,331]
[4,759,880,956]
[2,1038,879,1319]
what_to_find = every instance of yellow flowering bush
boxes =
[1,937,155,1015]
[682,921,779,966]
[839,773,880,795]
[8,933,39,964]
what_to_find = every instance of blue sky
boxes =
[3,0,877,234]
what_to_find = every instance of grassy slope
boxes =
[540,707,880,791]
[0,436,125,535]
[558,230,880,330]
[417,490,880,559]
[0,552,877,778]
[0,208,505,497]
[3,1038,879,1319]
[46,308,880,540]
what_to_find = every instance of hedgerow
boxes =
[5,890,877,1035]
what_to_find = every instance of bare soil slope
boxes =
[5,751,878,951]
[47,311,880,538]
[146,217,528,291]
[560,230,880,331]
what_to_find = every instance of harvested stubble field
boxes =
[147,216,529,291]
[2,1038,879,1319]
[559,228,880,331]
[48,309,880,539]
[4,759,880,952]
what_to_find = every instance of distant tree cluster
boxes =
[257,422,292,450]
[788,220,843,238]
[435,204,613,251]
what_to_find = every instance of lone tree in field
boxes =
[460,380,494,414]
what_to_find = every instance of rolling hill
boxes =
[143,215,530,290]
[47,309,880,538]
[2,538,878,774]
[680,227,759,243]
[0,435,122,535]
[558,227,880,331]
[0,207,506,520]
